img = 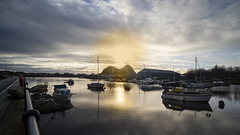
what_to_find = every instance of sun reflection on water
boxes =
[105,83,133,110]
[117,87,124,103]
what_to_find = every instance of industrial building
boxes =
[137,69,180,80]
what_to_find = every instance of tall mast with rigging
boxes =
[97,56,99,83]
[195,57,197,81]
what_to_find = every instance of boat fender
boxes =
[22,109,41,123]
[19,75,24,87]
[218,100,225,109]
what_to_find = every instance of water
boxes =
[26,77,240,135]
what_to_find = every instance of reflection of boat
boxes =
[90,90,102,119]
[88,57,104,90]
[162,98,212,112]
[123,83,132,91]
[162,87,213,102]
[53,84,72,101]
[42,109,72,130]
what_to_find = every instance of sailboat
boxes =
[87,57,105,90]
[185,57,211,89]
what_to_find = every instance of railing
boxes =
[22,77,41,135]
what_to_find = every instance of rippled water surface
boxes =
[27,77,240,135]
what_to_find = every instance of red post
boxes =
[19,75,24,87]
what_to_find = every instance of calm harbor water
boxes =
[26,77,240,135]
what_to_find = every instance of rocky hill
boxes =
[101,65,136,75]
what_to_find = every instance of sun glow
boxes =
[95,30,144,68]
[116,87,124,103]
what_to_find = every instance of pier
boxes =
[0,76,41,135]
[0,77,25,135]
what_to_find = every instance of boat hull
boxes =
[53,92,72,101]
[162,92,213,102]
[87,83,104,89]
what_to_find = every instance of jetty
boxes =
[0,77,25,135]
[0,76,75,135]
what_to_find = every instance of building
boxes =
[137,69,180,80]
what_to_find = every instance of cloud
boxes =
[0,0,239,73]
[0,0,121,54]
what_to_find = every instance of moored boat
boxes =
[87,57,105,90]
[53,84,72,101]
[185,81,211,89]
[161,87,213,102]
[66,79,74,85]
[88,83,105,90]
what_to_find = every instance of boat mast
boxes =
[143,64,145,79]
[195,57,197,81]
[173,66,175,81]
[97,56,99,83]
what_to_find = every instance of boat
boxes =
[139,78,154,85]
[185,57,212,89]
[87,57,105,90]
[161,87,213,102]
[53,84,72,101]
[185,81,211,89]
[88,83,104,89]
[212,81,230,87]
[161,81,182,89]
[66,79,74,85]
[140,84,162,91]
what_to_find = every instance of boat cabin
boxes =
[55,88,71,95]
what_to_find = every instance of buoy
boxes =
[218,100,225,109]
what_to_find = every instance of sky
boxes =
[0,0,240,74]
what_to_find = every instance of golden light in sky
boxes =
[95,30,143,67]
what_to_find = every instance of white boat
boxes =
[88,57,105,90]
[53,84,72,101]
[161,87,213,102]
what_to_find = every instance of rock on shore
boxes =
[30,85,48,93]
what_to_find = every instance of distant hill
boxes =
[100,65,136,80]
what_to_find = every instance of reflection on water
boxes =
[211,85,240,101]
[41,111,71,131]
[162,99,212,118]
[163,98,213,112]
[26,78,240,135]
